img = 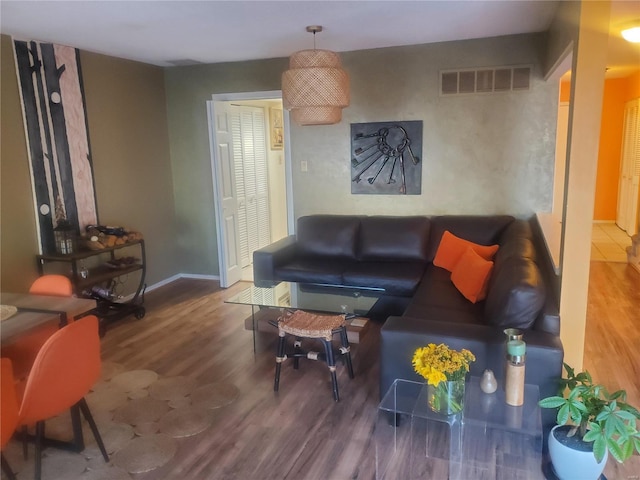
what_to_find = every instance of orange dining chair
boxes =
[1,358,20,480]
[28,275,74,297]
[17,315,108,480]
[2,275,74,382]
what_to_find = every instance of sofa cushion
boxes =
[342,262,425,296]
[403,304,483,325]
[275,259,347,285]
[433,230,499,272]
[358,216,431,262]
[406,265,484,319]
[451,247,494,303]
[484,257,546,329]
[297,215,360,260]
[427,215,515,261]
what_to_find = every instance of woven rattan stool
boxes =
[273,310,354,401]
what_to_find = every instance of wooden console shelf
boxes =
[36,239,147,334]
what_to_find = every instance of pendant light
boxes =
[282,26,350,126]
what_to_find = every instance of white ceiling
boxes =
[1,0,638,75]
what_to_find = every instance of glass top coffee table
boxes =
[225,282,382,352]
[376,377,543,479]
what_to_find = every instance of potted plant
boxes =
[539,363,640,479]
[412,343,475,414]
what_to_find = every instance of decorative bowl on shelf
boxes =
[105,257,140,269]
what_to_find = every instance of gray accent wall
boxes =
[164,33,558,277]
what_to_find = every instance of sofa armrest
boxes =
[380,316,564,430]
[253,235,297,287]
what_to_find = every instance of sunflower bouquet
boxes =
[412,343,475,414]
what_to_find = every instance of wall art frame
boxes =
[13,39,98,254]
[350,120,423,195]
[269,107,284,150]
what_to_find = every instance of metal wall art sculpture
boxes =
[13,40,98,254]
[351,121,422,195]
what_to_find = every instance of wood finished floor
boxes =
[584,262,640,480]
[97,261,640,480]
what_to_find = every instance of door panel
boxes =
[210,102,242,287]
[210,99,276,287]
[232,106,271,269]
[617,99,640,235]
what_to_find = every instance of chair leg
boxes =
[293,337,302,370]
[274,332,286,392]
[35,420,44,480]
[1,453,17,480]
[78,398,109,462]
[322,339,339,402]
[70,404,85,452]
[339,327,355,379]
[21,425,28,460]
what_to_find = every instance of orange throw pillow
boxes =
[433,230,499,272]
[451,247,494,303]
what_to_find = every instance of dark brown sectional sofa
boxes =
[253,214,564,431]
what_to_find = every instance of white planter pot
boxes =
[548,425,607,480]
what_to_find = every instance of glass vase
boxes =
[427,379,465,415]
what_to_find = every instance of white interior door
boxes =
[208,101,242,287]
[233,106,271,272]
[210,91,293,288]
[617,98,640,235]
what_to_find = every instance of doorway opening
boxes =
[207,91,293,287]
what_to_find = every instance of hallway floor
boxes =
[591,222,631,262]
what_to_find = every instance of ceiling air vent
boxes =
[440,66,531,96]
[167,59,203,67]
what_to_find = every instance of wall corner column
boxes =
[559,0,611,370]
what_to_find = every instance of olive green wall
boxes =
[164,58,287,276]
[543,0,579,77]
[0,35,178,292]
[1,35,39,292]
[165,33,558,278]
[2,31,561,288]
[80,50,178,288]
[292,34,557,219]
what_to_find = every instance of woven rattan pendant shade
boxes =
[282,49,349,126]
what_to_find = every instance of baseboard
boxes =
[179,273,220,281]
[119,273,220,301]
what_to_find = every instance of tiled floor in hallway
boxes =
[591,222,631,262]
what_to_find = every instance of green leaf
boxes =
[614,410,637,422]
[572,401,588,413]
[557,404,570,425]
[569,404,582,424]
[606,437,625,463]
[575,372,589,383]
[583,427,600,442]
[563,362,574,378]
[609,389,626,401]
[619,402,640,418]
[620,439,633,461]
[603,415,624,439]
[593,436,607,463]
[538,397,565,409]
[633,436,640,454]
